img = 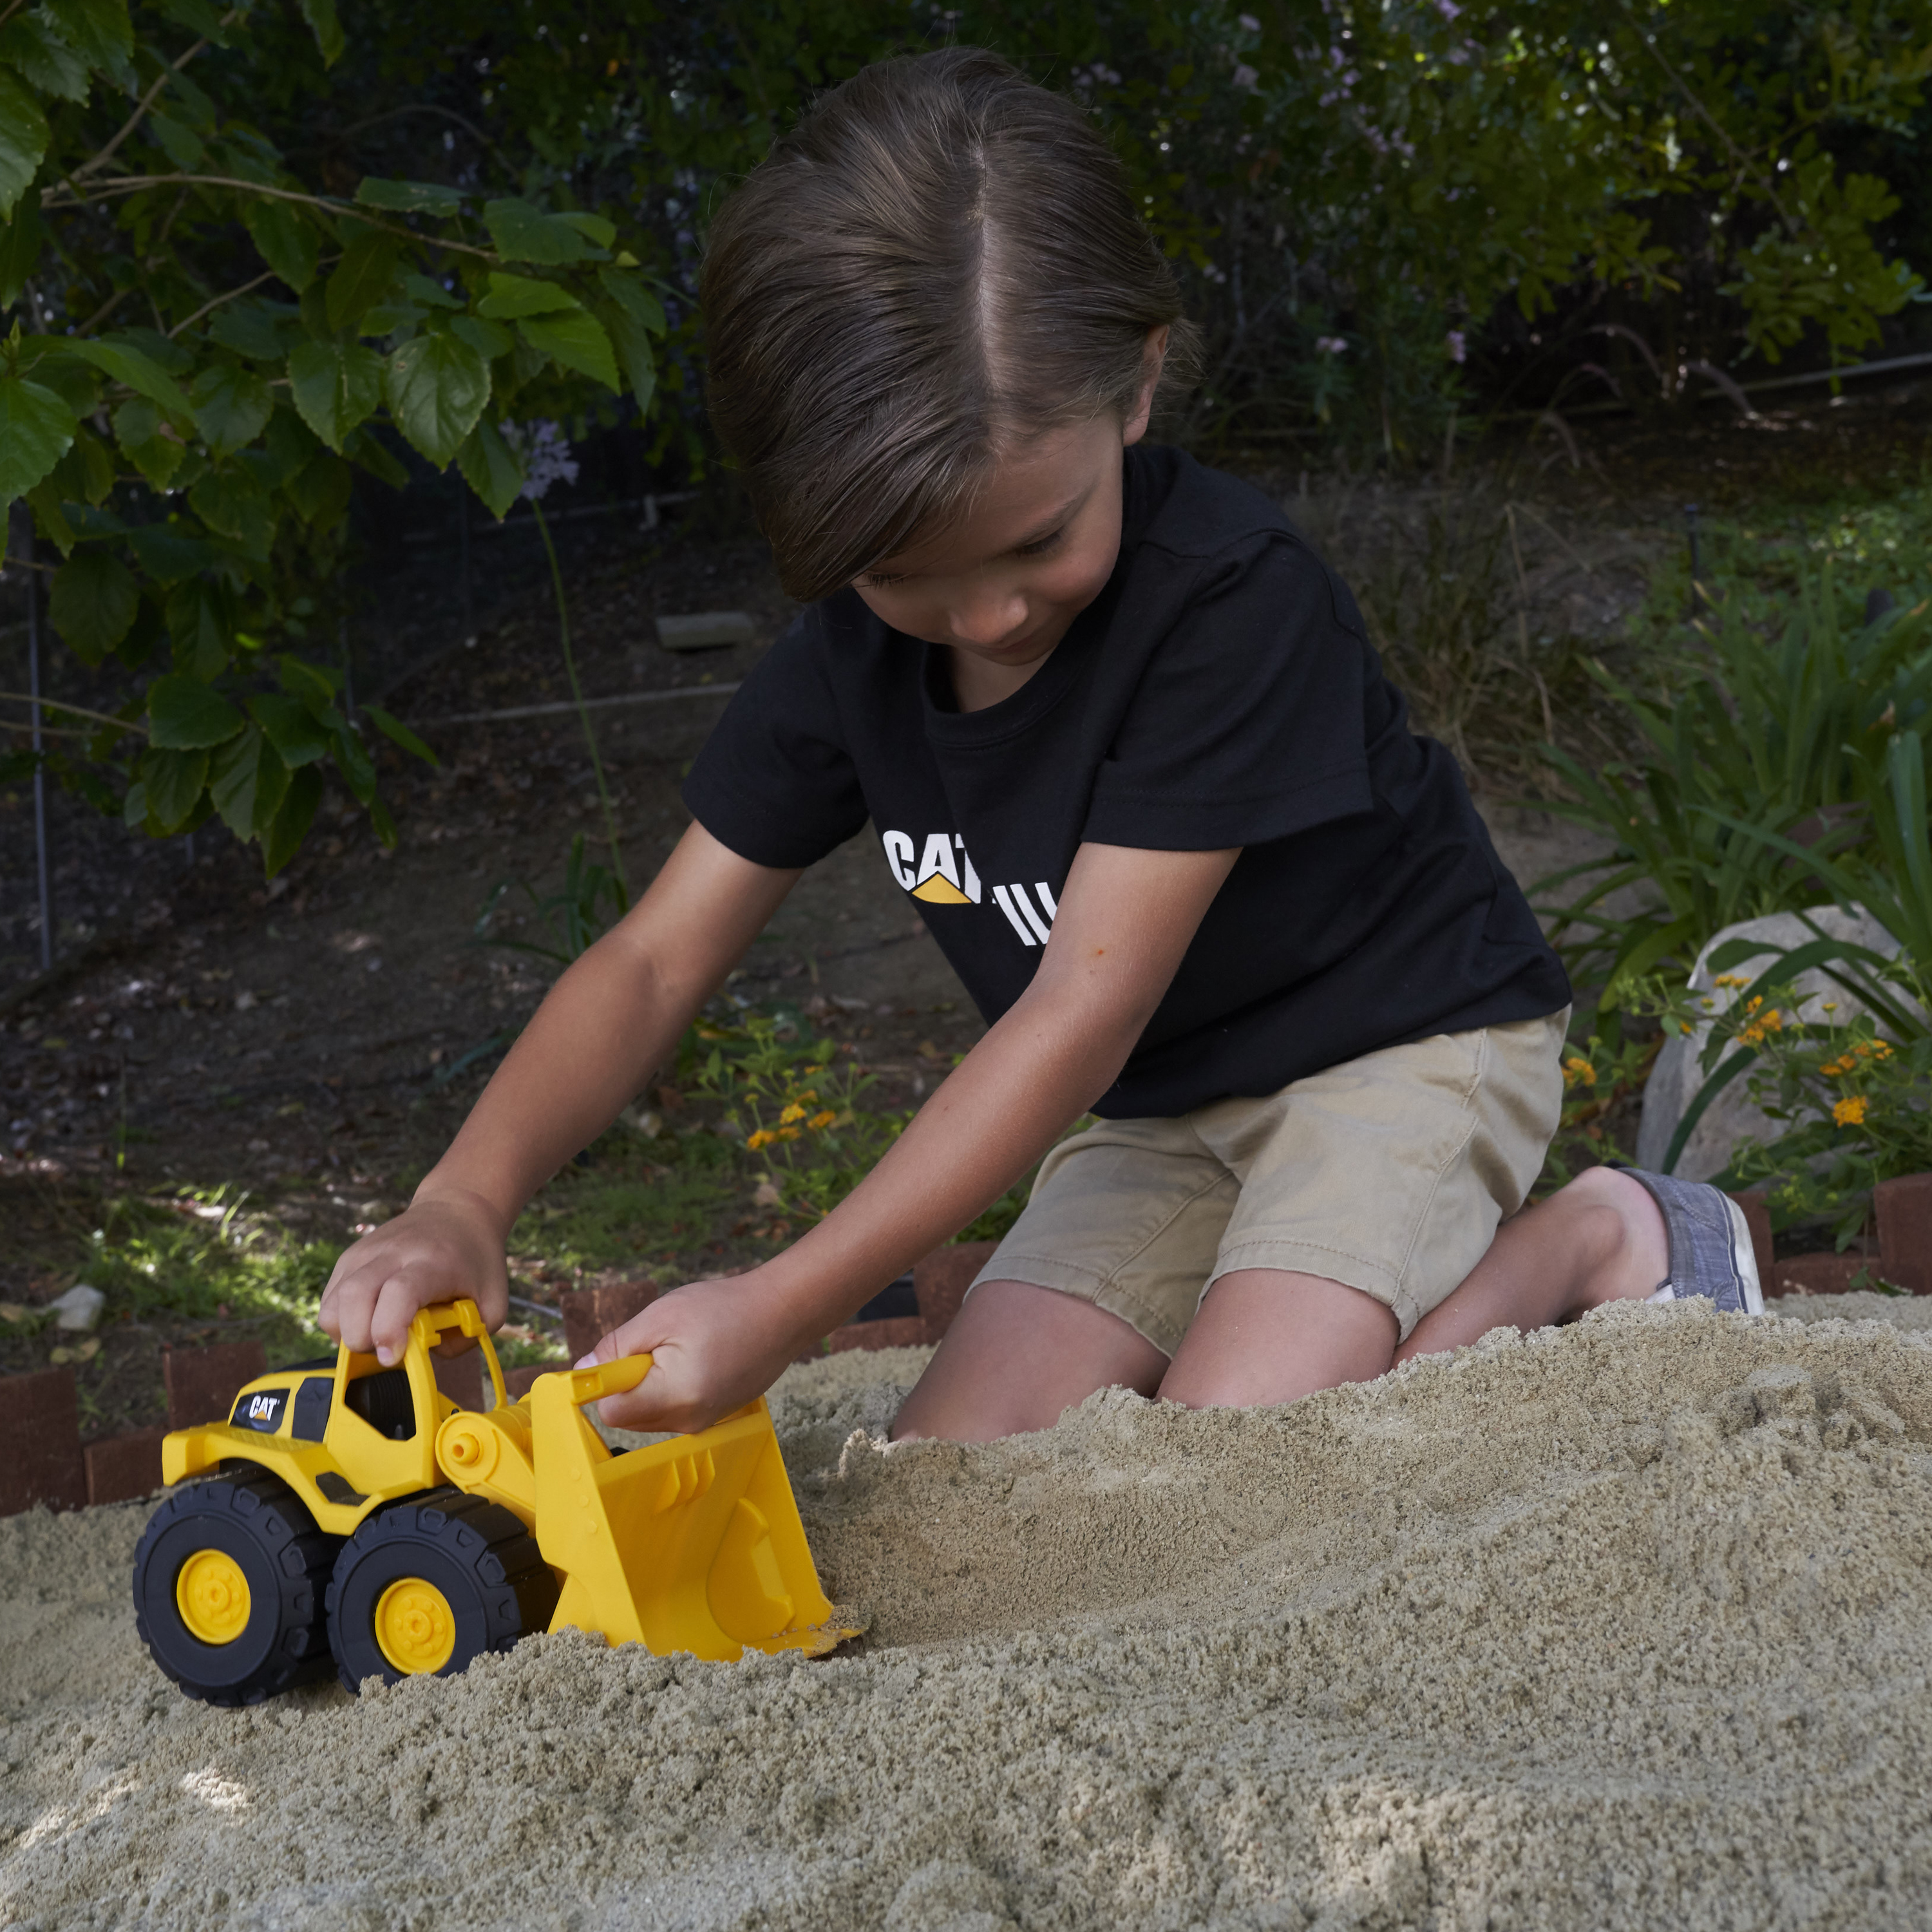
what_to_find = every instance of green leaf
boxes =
[113,396,188,491]
[477,271,582,319]
[516,310,620,392]
[126,522,214,582]
[597,266,665,334]
[384,328,490,468]
[189,364,272,457]
[0,17,91,101]
[0,71,48,228]
[287,338,383,451]
[558,211,616,248]
[210,725,290,838]
[48,336,194,415]
[250,690,331,766]
[276,654,342,719]
[243,199,321,294]
[163,578,234,679]
[331,720,377,802]
[47,547,138,664]
[120,778,147,829]
[326,232,402,334]
[25,479,76,554]
[207,299,298,362]
[48,424,114,505]
[283,447,351,527]
[598,301,657,413]
[357,177,465,216]
[483,198,592,265]
[150,0,231,40]
[148,670,243,750]
[43,0,133,76]
[297,0,343,64]
[149,111,203,170]
[364,703,438,766]
[0,189,44,307]
[262,764,323,875]
[188,466,272,556]
[0,375,77,506]
[138,744,208,834]
[404,272,466,309]
[455,418,524,518]
[342,424,408,488]
[449,314,512,360]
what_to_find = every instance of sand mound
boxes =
[8,1301,1932,1929]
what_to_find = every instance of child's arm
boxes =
[317,824,804,1364]
[585,838,1239,1433]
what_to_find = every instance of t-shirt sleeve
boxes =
[1082,533,1378,851]
[680,616,870,868]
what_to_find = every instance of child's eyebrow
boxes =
[1009,489,1088,551]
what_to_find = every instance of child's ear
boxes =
[1122,326,1170,446]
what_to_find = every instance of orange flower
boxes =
[1833,1096,1868,1128]
[806,1110,837,1131]
[1562,1056,1597,1088]
[746,1128,776,1151]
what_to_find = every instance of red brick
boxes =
[822,1316,940,1355]
[559,1280,660,1365]
[1875,1172,1932,1296]
[84,1427,168,1506]
[0,1368,86,1515]
[432,1348,485,1412]
[1727,1190,1774,1287]
[162,1339,268,1431]
[500,1363,551,1402]
[1767,1254,1871,1299]
[913,1240,999,1336]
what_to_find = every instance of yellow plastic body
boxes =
[525,1356,853,1661]
[176,1549,251,1644]
[156,1297,854,1665]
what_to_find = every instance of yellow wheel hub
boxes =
[373,1577,457,1675]
[176,1549,252,1646]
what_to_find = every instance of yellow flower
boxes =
[746,1129,776,1151]
[807,1110,837,1131]
[1871,1041,1894,1061]
[778,1103,808,1126]
[1712,973,1752,989]
[1562,1056,1597,1088]
[1833,1096,1868,1128]
[777,1125,802,1142]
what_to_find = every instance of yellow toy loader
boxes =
[131,1299,852,1705]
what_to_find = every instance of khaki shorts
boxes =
[974,1010,1569,1351]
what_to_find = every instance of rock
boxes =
[49,1283,104,1332]
[1637,905,1907,1180]
[656,611,757,652]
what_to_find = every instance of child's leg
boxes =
[889,1278,1167,1441]
[1158,1166,1669,1407]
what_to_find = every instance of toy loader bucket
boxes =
[527,1358,853,1662]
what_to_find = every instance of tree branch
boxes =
[40,174,500,260]
[75,35,212,182]
[167,266,281,337]
[0,694,148,734]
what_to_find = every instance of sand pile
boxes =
[8,1298,1932,1930]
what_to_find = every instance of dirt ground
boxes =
[3,388,1929,1434]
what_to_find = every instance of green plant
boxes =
[690,1013,909,1224]
[474,831,626,970]
[1536,573,1932,1008]
[0,0,663,870]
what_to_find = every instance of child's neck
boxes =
[947,641,1057,713]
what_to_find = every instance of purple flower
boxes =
[1446,330,1468,363]
[501,420,581,502]
[1316,336,1348,355]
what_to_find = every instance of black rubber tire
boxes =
[325,1487,558,1693]
[132,1468,339,1707]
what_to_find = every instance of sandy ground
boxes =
[8,1294,1932,1930]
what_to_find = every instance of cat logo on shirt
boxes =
[880,831,1059,947]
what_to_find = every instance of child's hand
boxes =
[579,1271,804,1435]
[318,1189,508,1366]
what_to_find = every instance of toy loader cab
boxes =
[133,1300,851,1707]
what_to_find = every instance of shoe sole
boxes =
[1721,1191,1765,1316]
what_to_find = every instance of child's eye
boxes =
[861,570,907,589]
[1015,529,1065,560]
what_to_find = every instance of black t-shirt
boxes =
[683,444,1569,1117]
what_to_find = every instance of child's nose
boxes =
[947,586,1028,649]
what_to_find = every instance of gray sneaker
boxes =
[1611,1165,1765,1316]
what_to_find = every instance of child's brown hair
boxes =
[700,47,1197,601]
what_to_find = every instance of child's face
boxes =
[852,354,1160,679]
